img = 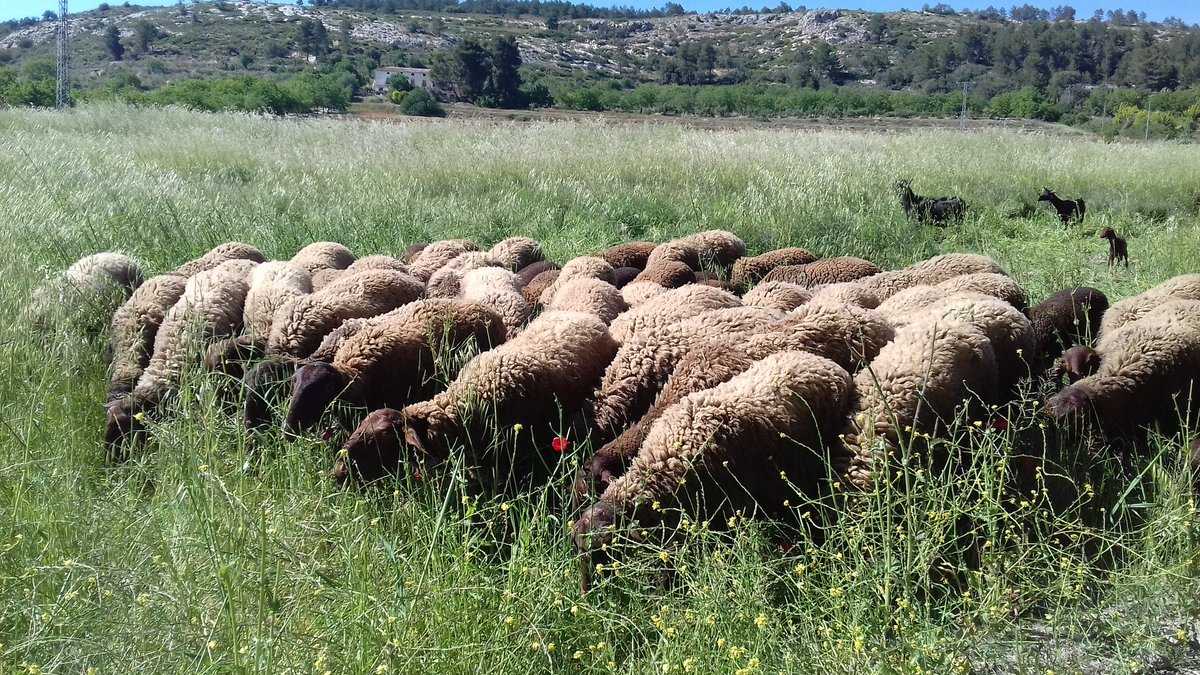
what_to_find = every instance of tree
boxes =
[397,88,446,116]
[487,35,523,107]
[105,25,125,61]
[430,39,490,102]
[388,73,413,91]
[133,21,160,55]
[296,18,329,57]
[544,14,559,30]
[43,11,57,21]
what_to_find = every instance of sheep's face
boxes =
[331,408,407,485]
[574,445,633,501]
[104,397,146,459]
[401,407,457,464]
[285,362,350,433]
[573,502,618,593]
[1045,384,1093,421]
[1060,346,1100,383]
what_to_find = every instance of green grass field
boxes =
[2,105,1199,673]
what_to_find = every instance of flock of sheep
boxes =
[28,231,1200,589]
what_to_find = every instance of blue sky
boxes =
[3,0,1196,23]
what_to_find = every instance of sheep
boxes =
[742,281,812,312]
[289,242,355,277]
[1099,275,1200,338]
[310,255,411,292]
[876,273,1028,326]
[857,253,1005,302]
[408,239,479,281]
[642,230,745,273]
[522,270,560,306]
[516,261,559,288]
[242,262,314,342]
[1038,188,1086,225]
[538,257,616,306]
[426,252,502,298]
[284,299,507,433]
[1099,227,1129,269]
[694,275,737,293]
[106,273,190,400]
[202,336,265,379]
[608,284,742,346]
[573,351,853,590]
[105,260,258,452]
[841,315,1000,490]
[921,294,1036,393]
[174,242,266,277]
[760,257,881,288]
[591,305,781,438]
[620,281,669,307]
[311,268,343,292]
[600,241,657,270]
[27,252,145,331]
[267,269,425,358]
[1049,345,1101,385]
[333,311,618,484]
[1027,287,1108,366]
[460,267,531,337]
[1046,299,1200,440]
[895,180,967,226]
[242,357,301,431]
[488,236,544,272]
[808,282,882,309]
[631,261,695,288]
[578,301,892,497]
[612,267,640,289]
[729,248,817,290]
[546,278,629,325]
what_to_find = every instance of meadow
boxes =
[1,105,1199,673]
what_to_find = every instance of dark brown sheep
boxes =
[515,260,559,287]
[760,257,881,287]
[729,248,817,290]
[612,266,641,288]
[600,241,657,270]
[1027,287,1108,368]
[521,269,560,305]
[632,261,695,288]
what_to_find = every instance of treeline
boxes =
[551,81,1200,127]
[304,0,687,20]
[123,71,356,114]
[0,63,56,107]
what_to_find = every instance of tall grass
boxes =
[1,104,1198,673]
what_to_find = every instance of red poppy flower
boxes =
[551,437,570,453]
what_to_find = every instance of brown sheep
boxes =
[730,248,818,290]
[600,241,657,270]
[760,257,882,288]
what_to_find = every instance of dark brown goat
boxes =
[1038,188,1086,225]
[895,179,966,226]
[1099,227,1129,269]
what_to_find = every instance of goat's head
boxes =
[1098,227,1116,240]
[894,179,912,194]
[1037,187,1056,202]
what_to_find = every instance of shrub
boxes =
[397,88,446,117]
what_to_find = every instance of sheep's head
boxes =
[1037,187,1055,202]
[242,358,296,431]
[1060,346,1100,383]
[400,402,458,464]
[331,407,409,485]
[104,396,147,459]
[403,242,428,263]
[573,501,619,594]
[1045,383,1094,421]
[574,436,638,502]
[284,362,351,433]
[203,336,263,379]
[1098,227,1116,241]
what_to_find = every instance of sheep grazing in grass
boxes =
[620,280,669,307]
[488,236,544,272]
[1052,345,1101,384]
[242,262,314,343]
[857,253,1005,303]
[426,252,502,299]
[808,282,882,309]
[310,255,410,292]
[729,248,817,290]
[742,281,812,312]
[608,284,741,346]
[515,260,559,287]
[922,294,1036,394]
[1099,227,1129,269]
[106,273,190,400]
[612,267,640,288]
[27,252,146,331]
[174,242,266,277]
[267,269,425,358]
[1099,275,1200,338]
[645,230,746,273]
[460,267,531,337]
[895,180,967,226]
[284,299,506,433]
[1046,300,1200,441]
[289,242,355,277]
[522,269,560,305]
[590,306,781,439]
[876,273,1028,327]
[403,243,428,263]
[632,260,695,288]
[547,278,629,325]
[578,301,892,498]
[573,351,853,591]
[408,240,479,282]
[600,241,657,270]
[645,241,700,272]
[105,260,258,453]
[760,257,880,288]
[538,257,616,306]
[1038,188,1086,225]
[1027,287,1108,367]
[334,311,618,484]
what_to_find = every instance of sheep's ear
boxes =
[403,415,430,454]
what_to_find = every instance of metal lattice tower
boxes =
[56,0,70,108]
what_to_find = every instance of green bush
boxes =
[397,88,446,117]
[390,89,407,105]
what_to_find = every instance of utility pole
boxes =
[958,81,971,130]
[56,0,70,108]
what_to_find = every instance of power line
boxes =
[56,0,70,108]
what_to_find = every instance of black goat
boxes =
[895,180,967,226]
[1099,227,1129,269]
[1038,188,1086,225]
